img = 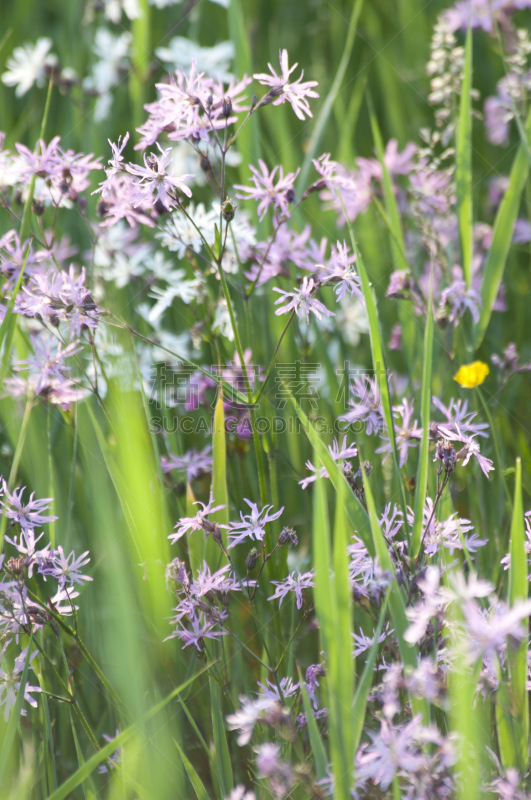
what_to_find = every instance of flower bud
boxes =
[32,199,45,216]
[222,97,232,117]
[221,198,236,222]
[245,547,259,570]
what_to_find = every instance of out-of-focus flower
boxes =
[226,695,277,745]
[454,361,489,388]
[0,645,41,720]
[1,39,57,97]
[156,39,234,82]
[161,446,213,482]
[83,29,132,121]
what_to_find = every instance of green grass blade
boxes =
[368,100,407,269]
[174,740,211,800]
[298,671,328,780]
[342,211,408,518]
[297,0,365,193]
[312,472,351,800]
[455,25,474,288]
[69,711,97,800]
[332,477,354,769]
[352,593,389,752]
[209,391,229,565]
[209,676,233,797]
[0,632,33,786]
[506,457,528,771]
[45,664,213,800]
[410,269,434,560]
[290,398,372,554]
[474,107,531,349]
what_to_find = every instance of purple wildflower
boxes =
[46,546,92,588]
[273,276,335,324]
[170,492,226,543]
[227,500,284,548]
[126,144,193,209]
[161,445,213,482]
[268,570,315,609]
[234,160,299,221]
[1,482,57,532]
[0,644,41,721]
[226,695,277,745]
[338,374,384,435]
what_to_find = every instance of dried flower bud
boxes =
[278,527,298,548]
[221,198,236,222]
[6,556,27,577]
[250,92,258,111]
[245,547,259,570]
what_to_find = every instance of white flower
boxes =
[102,0,141,23]
[212,299,234,341]
[156,39,234,82]
[1,38,57,97]
[83,29,132,121]
[156,203,218,258]
[337,296,369,346]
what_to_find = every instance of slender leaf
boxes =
[209,676,233,797]
[290,398,372,554]
[475,107,531,348]
[0,632,34,786]
[45,664,213,800]
[297,0,365,193]
[504,458,528,771]
[312,473,351,800]
[342,211,408,517]
[410,268,434,560]
[174,740,211,800]
[298,671,328,780]
[456,25,474,288]
[352,594,389,752]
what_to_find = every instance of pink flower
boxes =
[126,144,193,209]
[227,500,284,548]
[268,570,315,608]
[253,49,319,121]
[235,160,299,221]
[273,276,334,323]
[170,492,226,543]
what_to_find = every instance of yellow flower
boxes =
[453,361,489,389]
